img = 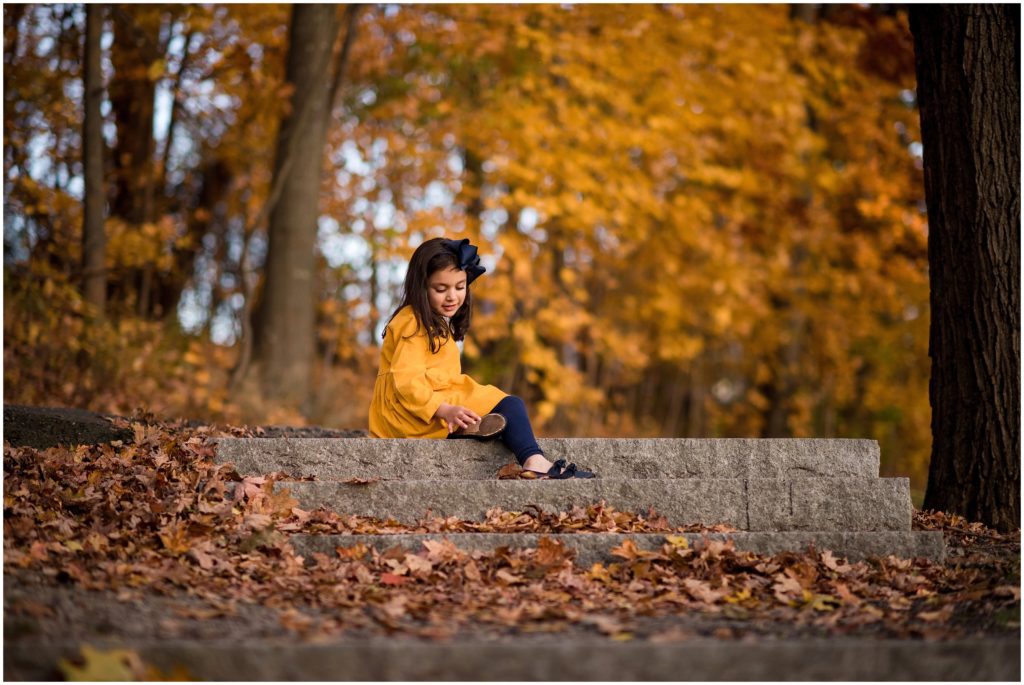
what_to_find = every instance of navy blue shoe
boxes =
[553,462,596,479]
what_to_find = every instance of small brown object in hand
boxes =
[451,413,507,440]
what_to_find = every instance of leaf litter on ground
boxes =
[4,416,1020,649]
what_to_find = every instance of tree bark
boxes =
[253,5,340,411]
[910,5,1020,531]
[81,3,106,315]
[108,8,157,225]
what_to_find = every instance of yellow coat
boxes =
[369,305,507,438]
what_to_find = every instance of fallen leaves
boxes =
[496,462,523,479]
[3,419,1021,645]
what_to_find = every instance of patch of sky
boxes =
[64,77,84,104]
[319,216,371,269]
[481,208,508,241]
[67,176,83,200]
[167,31,188,62]
[358,88,377,107]
[4,214,30,263]
[210,297,241,345]
[899,89,916,106]
[223,221,244,264]
[103,121,117,147]
[424,180,450,208]
[36,36,54,57]
[447,151,464,175]
[341,140,372,175]
[374,201,396,230]
[177,285,210,334]
[26,133,53,181]
[518,207,539,233]
[342,283,363,303]
[153,86,173,143]
[246,230,268,270]
[909,142,923,158]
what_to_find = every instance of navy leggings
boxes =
[447,395,544,465]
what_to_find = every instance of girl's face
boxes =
[427,266,467,317]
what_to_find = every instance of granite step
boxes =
[215,437,881,480]
[6,637,1018,680]
[273,477,912,531]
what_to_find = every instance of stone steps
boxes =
[6,638,1018,680]
[214,437,942,562]
[276,477,912,531]
[290,531,946,564]
[214,437,881,480]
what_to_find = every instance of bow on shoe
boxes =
[441,238,486,284]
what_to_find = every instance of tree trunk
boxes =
[107,7,159,315]
[108,8,156,225]
[81,3,106,315]
[253,5,340,411]
[910,5,1020,531]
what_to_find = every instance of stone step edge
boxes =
[6,637,1017,681]
[289,531,946,564]
[215,436,882,480]
[279,478,912,532]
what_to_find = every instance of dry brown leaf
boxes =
[496,462,523,479]
[535,536,571,567]
[463,559,482,582]
[683,578,727,604]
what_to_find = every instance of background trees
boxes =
[5,5,935,496]
[250,4,340,410]
[80,3,105,314]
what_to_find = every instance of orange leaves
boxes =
[158,523,192,556]
[535,536,572,569]
[682,578,728,605]
[380,572,411,586]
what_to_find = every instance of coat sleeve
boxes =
[388,315,445,423]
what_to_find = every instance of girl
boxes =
[369,237,595,479]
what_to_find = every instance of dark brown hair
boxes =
[383,238,474,353]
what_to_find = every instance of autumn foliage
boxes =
[4,6,930,488]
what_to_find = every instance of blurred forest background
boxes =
[3,4,930,495]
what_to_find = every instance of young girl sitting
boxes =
[368,237,595,479]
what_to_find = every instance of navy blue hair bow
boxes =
[441,238,486,284]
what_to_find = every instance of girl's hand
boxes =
[435,403,481,432]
